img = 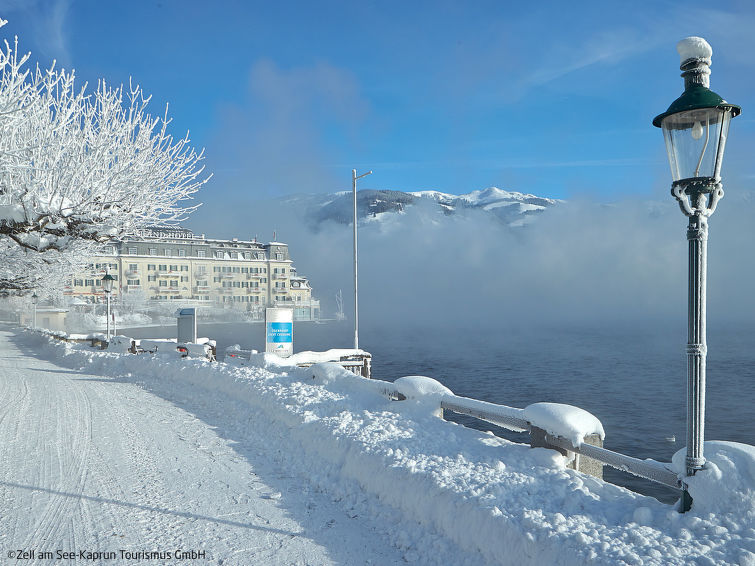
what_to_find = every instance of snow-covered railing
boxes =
[375,375,681,490]
[292,349,372,379]
[544,434,681,489]
[225,346,372,378]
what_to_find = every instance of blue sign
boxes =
[266,322,293,343]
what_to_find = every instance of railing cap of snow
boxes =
[394,376,453,400]
[523,402,605,446]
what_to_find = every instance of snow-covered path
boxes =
[0,329,406,565]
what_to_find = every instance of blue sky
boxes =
[1,0,754,206]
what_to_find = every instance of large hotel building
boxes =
[66,227,320,321]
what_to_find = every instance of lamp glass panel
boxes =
[661,108,731,181]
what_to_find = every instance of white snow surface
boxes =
[523,402,606,446]
[3,329,754,565]
[677,36,712,63]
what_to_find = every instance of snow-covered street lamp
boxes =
[101,270,115,341]
[30,292,38,329]
[653,37,740,512]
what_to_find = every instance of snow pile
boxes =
[31,333,755,566]
[523,402,605,446]
[673,441,755,517]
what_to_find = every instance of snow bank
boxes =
[523,402,605,446]
[29,332,755,566]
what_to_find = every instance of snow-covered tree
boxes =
[0,237,93,297]
[0,21,209,294]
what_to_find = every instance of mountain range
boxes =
[279,187,561,229]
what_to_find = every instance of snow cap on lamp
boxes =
[677,36,712,89]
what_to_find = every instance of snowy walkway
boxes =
[0,329,406,565]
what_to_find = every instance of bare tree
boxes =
[0,21,209,258]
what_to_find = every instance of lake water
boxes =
[123,319,755,505]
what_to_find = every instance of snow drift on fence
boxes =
[32,332,755,566]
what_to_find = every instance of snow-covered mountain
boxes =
[281,187,560,229]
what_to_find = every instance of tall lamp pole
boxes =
[101,270,115,341]
[31,292,38,329]
[352,168,372,350]
[653,37,740,512]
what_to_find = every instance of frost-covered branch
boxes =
[0,25,209,255]
[0,237,93,296]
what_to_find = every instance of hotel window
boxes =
[147,264,156,270]
[164,248,171,256]
[180,265,189,271]
[197,250,206,258]
[129,264,138,271]
[215,251,223,259]
[128,247,137,255]
[85,279,95,286]
[170,280,178,288]
[127,279,140,286]
[178,249,186,257]
[159,280,167,287]
[148,275,157,282]
[170,265,178,271]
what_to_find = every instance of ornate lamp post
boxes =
[101,271,115,341]
[31,292,38,329]
[653,37,740,511]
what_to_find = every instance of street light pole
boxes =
[31,292,38,329]
[653,37,740,512]
[352,168,372,351]
[101,270,115,341]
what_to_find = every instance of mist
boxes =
[189,188,755,333]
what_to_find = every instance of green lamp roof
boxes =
[653,85,741,127]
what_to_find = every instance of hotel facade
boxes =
[66,227,320,321]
